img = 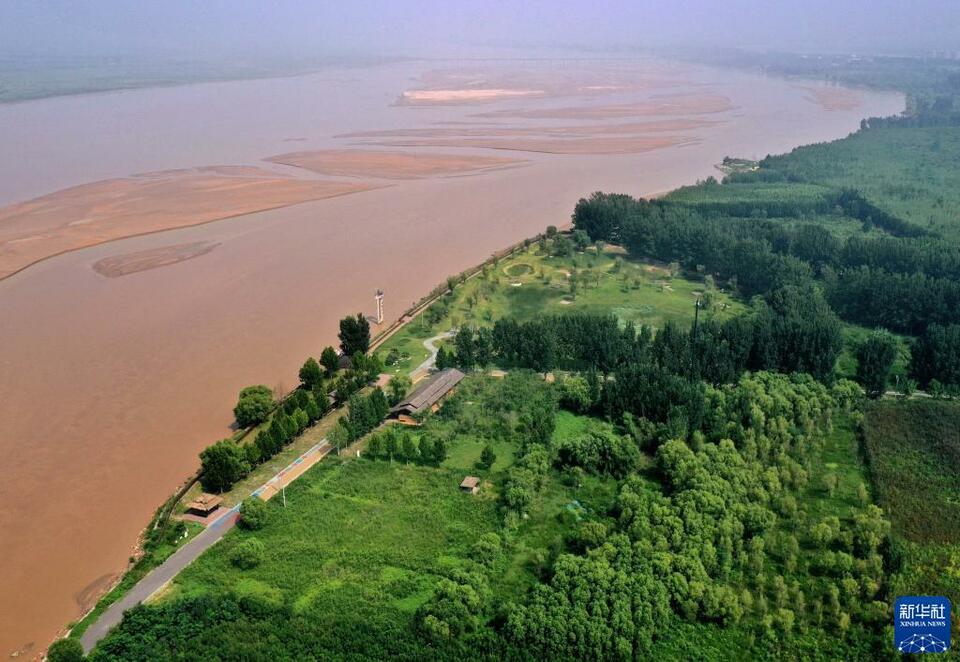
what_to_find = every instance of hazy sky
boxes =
[2,1,959,60]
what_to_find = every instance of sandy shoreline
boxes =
[0,168,378,281]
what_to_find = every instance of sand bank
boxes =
[397,65,684,107]
[337,118,718,140]
[472,93,735,119]
[267,149,526,179]
[799,85,863,111]
[397,88,544,105]
[368,134,697,155]
[93,241,221,277]
[0,167,377,280]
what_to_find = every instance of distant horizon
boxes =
[2,1,960,61]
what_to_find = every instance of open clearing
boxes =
[376,243,744,376]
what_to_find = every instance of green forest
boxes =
[79,55,960,661]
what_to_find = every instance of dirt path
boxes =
[79,439,332,653]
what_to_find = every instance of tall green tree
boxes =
[233,385,274,428]
[478,444,496,470]
[855,330,898,398]
[387,374,412,406]
[298,357,323,390]
[339,313,371,356]
[199,440,249,493]
[320,346,340,376]
[435,346,455,370]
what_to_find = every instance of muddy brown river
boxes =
[0,56,903,655]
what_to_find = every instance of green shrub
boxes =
[47,638,85,662]
[233,385,274,428]
[230,538,265,570]
[238,497,269,531]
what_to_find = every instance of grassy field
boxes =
[157,389,618,644]
[862,400,960,628]
[376,243,744,376]
[862,400,960,543]
[169,458,499,606]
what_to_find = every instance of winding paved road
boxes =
[80,439,332,652]
[411,330,456,380]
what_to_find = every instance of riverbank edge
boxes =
[63,226,543,647]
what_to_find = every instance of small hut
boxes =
[460,476,480,495]
[186,493,223,517]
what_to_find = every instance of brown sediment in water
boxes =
[266,149,526,179]
[0,167,378,281]
[74,573,117,613]
[471,93,736,119]
[799,85,863,111]
[367,134,698,155]
[337,118,718,140]
[93,241,221,277]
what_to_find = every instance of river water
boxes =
[0,56,903,655]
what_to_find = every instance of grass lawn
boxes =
[168,459,500,612]
[802,414,868,522]
[441,435,515,473]
[375,244,744,376]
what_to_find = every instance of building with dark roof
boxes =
[390,368,465,424]
[186,493,223,516]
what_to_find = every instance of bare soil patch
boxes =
[74,573,117,612]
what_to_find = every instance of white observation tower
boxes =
[375,289,384,324]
